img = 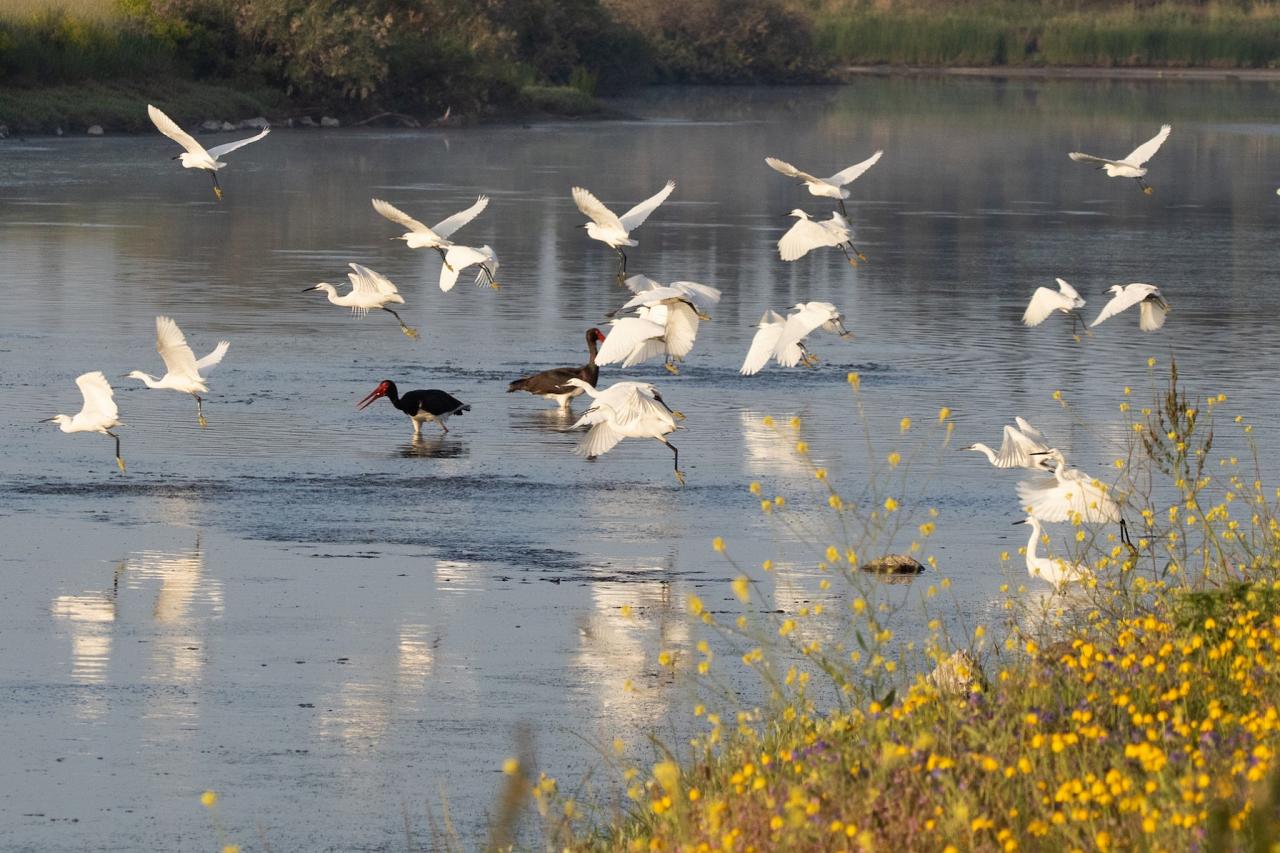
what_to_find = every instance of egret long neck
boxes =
[1025,519,1042,565]
[134,373,162,388]
[968,444,997,464]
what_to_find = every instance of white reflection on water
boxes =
[51,583,118,720]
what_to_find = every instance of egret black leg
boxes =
[1119,517,1132,547]
[849,240,868,262]
[664,439,685,485]
[383,307,418,339]
[838,199,848,217]
[616,249,627,282]
[210,171,223,201]
[436,247,454,271]
[193,393,207,427]
[107,430,125,472]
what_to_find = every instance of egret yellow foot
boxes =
[674,469,686,486]
[116,456,126,473]
[213,186,223,201]
[858,253,868,262]
[402,326,420,340]
[197,414,208,429]
[664,362,680,375]
[489,281,501,290]
[671,410,686,421]
[847,257,858,268]
[1072,334,1082,344]
[1143,186,1154,196]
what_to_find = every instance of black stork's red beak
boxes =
[357,381,390,410]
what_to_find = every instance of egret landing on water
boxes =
[147,104,269,200]
[1091,283,1169,332]
[357,380,470,436]
[126,316,229,427]
[1068,124,1171,195]
[962,417,1051,469]
[371,196,489,273]
[597,276,721,374]
[765,150,883,216]
[304,263,418,338]
[571,181,675,282]
[439,244,500,292]
[1015,516,1091,589]
[1023,278,1087,335]
[42,371,125,472]
[777,210,867,265]
[740,301,852,376]
[508,328,606,409]
[1018,448,1132,546]
[565,378,686,485]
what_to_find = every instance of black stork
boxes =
[357,380,470,436]
[506,328,606,409]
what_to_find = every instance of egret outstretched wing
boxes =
[1090,284,1160,328]
[1067,152,1123,167]
[432,196,489,238]
[195,341,231,372]
[348,263,400,297]
[778,217,841,261]
[597,316,666,365]
[776,302,838,354]
[622,274,663,295]
[1139,298,1169,331]
[765,157,822,184]
[155,316,201,380]
[1017,474,1120,523]
[825,150,883,186]
[618,181,675,232]
[1124,124,1172,166]
[147,105,208,157]
[994,424,1050,468]
[371,198,436,235]
[663,302,700,361]
[1014,417,1046,444]
[75,371,118,423]
[572,186,624,231]
[740,311,786,376]
[206,127,270,159]
[1022,287,1066,326]
[439,244,494,292]
[1055,278,1081,303]
[575,420,626,457]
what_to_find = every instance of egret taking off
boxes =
[1017,448,1130,544]
[1068,124,1171,195]
[740,302,851,376]
[1090,283,1169,332]
[565,379,686,484]
[125,316,230,427]
[777,210,867,265]
[439,244,500,292]
[1023,278,1086,333]
[571,181,676,281]
[765,150,883,215]
[43,371,125,472]
[371,196,489,271]
[596,276,721,374]
[1015,516,1091,589]
[303,263,418,338]
[147,104,269,200]
[962,417,1051,469]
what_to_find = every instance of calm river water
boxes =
[2,78,1279,849]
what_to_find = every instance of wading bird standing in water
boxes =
[507,328,606,409]
[1023,278,1087,333]
[147,104,270,200]
[740,302,851,375]
[765,150,883,216]
[43,371,126,472]
[357,380,470,436]
[571,181,676,282]
[371,196,490,274]
[304,263,418,338]
[962,417,1052,469]
[565,379,686,484]
[777,210,868,265]
[1015,516,1091,589]
[1068,124,1172,195]
[1090,283,1169,332]
[125,316,230,427]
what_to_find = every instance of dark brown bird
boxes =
[507,328,606,409]
[357,380,469,436]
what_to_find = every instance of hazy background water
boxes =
[2,77,1279,849]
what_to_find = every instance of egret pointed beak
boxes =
[38,417,56,423]
[1012,519,1028,526]
[356,387,385,410]
[1029,451,1049,456]
[301,285,318,293]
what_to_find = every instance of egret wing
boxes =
[1138,298,1168,331]
[206,127,270,159]
[765,157,822,184]
[1022,287,1064,326]
[371,198,434,235]
[662,302,700,360]
[622,274,663,295]
[348,263,400,297]
[432,195,489,238]
[1013,417,1046,444]
[572,186,624,231]
[575,421,626,457]
[75,371,118,423]
[775,303,834,353]
[1124,124,1172,166]
[1090,285,1148,327]
[618,180,675,232]
[824,150,884,187]
[740,314,785,376]
[439,244,490,292]
[1068,152,1123,167]
[195,341,230,372]
[596,317,665,366]
[147,105,207,157]
[778,217,841,261]
[997,425,1049,468]
[1055,278,1082,303]
[670,281,721,310]
[1017,474,1119,523]
[155,315,200,380]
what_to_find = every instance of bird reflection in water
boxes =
[507,406,577,435]
[397,435,468,459]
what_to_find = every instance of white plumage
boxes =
[1016,448,1121,524]
[1068,124,1171,193]
[740,302,851,375]
[126,316,230,426]
[439,244,500,292]
[765,151,883,210]
[147,104,269,199]
[596,276,721,373]
[1017,516,1091,589]
[1090,283,1169,332]
[43,371,126,471]
[372,196,489,251]
[963,417,1051,469]
[1023,278,1086,328]
[777,210,865,264]
[304,263,417,338]
[565,379,686,484]
[571,181,675,279]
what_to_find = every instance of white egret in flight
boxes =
[596,276,721,374]
[765,150,883,215]
[125,316,230,427]
[1015,516,1091,589]
[1017,448,1129,544]
[439,245,500,292]
[1023,278,1086,332]
[571,181,676,281]
[740,302,851,376]
[147,104,269,200]
[1068,124,1171,195]
[371,196,489,272]
[1090,283,1168,332]
[963,417,1051,469]
[42,372,125,472]
[566,379,686,484]
[303,263,418,338]
[777,210,866,265]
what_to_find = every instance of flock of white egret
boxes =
[42,106,1182,586]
